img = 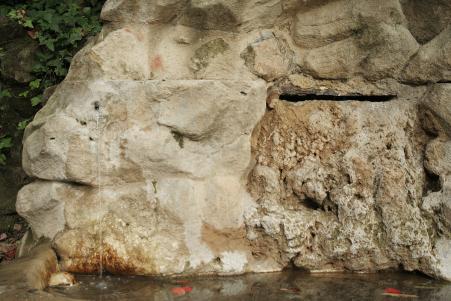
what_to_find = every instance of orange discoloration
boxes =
[63,245,144,275]
[201,223,250,254]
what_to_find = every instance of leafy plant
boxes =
[0,0,104,165]
[0,88,11,99]
[17,119,30,130]
[0,136,12,165]
[4,0,103,90]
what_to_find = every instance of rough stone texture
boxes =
[16,0,451,280]
[402,26,451,83]
[400,0,451,44]
[293,0,419,80]
[248,80,435,275]
[420,85,451,282]
[241,32,293,81]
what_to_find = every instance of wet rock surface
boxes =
[0,242,57,291]
[16,0,451,281]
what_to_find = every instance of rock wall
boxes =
[16,0,450,280]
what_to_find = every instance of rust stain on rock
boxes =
[62,245,145,275]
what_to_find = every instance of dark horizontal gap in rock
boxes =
[279,93,396,102]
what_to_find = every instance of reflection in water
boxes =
[41,271,451,301]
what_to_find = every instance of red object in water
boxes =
[182,286,193,293]
[384,288,401,294]
[171,287,186,296]
[171,286,193,296]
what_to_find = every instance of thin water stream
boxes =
[95,101,104,277]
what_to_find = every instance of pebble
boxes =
[48,272,76,287]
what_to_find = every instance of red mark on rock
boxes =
[151,55,163,70]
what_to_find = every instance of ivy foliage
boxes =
[0,0,104,165]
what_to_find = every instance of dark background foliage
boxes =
[0,0,104,165]
[0,0,103,238]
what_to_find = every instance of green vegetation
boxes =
[0,0,104,165]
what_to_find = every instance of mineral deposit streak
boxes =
[95,102,104,277]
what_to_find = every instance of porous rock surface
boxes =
[17,0,450,280]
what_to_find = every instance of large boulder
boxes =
[16,0,451,281]
[19,78,267,275]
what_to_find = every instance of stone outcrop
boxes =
[0,242,58,290]
[16,0,451,280]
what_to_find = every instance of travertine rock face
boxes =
[17,0,450,280]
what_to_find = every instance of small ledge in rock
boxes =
[279,93,397,102]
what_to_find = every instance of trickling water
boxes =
[94,101,104,278]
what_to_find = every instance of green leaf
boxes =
[19,90,30,97]
[31,95,43,106]
[0,137,12,150]
[0,153,6,165]
[43,39,55,51]
[54,64,67,77]
[29,79,41,89]
[17,119,31,130]
[7,10,18,20]
[68,28,83,44]
[23,18,34,28]
[0,89,11,98]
